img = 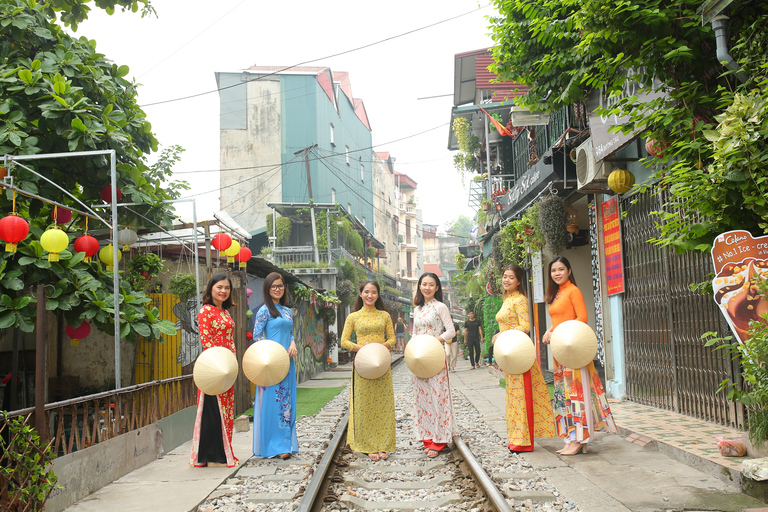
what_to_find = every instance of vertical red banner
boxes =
[601,196,625,295]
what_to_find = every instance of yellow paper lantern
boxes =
[608,168,635,195]
[224,240,240,263]
[99,244,122,271]
[40,227,69,262]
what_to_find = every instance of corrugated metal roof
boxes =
[245,65,328,74]
[333,71,353,101]
[353,98,371,131]
[475,54,529,100]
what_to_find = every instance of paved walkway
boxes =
[63,355,767,512]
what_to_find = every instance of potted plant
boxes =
[127,251,165,292]
[537,195,568,254]
[481,197,492,211]
[169,273,198,304]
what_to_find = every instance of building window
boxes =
[331,188,336,203]
[345,146,350,165]
[360,163,364,182]
[363,216,366,227]
[348,202,352,215]
[330,124,335,146]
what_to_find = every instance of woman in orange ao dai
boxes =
[542,256,616,455]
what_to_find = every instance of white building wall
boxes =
[219,79,282,233]
[372,156,399,277]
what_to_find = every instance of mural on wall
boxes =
[292,300,327,382]
[173,295,202,367]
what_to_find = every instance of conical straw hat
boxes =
[494,330,536,375]
[355,342,391,380]
[551,320,598,369]
[193,346,239,395]
[405,334,445,379]
[243,340,290,387]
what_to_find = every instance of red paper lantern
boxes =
[246,331,253,341]
[211,233,232,251]
[51,207,72,224]
[74,234,100,262]
[100,186,123,203]
[237,247,252,268]
[0,215,30,253]
[65,321,91,346]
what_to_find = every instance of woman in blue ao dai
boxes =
[252,272,298,459]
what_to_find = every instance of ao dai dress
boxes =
[413,300,457,450]
[252,303,298,458]
[190,304,239,467]
[496,292,555,451]
[549,281,617,443]
[340,308,396,454]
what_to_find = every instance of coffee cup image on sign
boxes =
[712,258,768,341]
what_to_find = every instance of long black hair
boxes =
[201,273,235,310]
[352,280,388,312]
[413,272,443,307]
[545,256,576,304]
[263,271,288,318]
[502,264,527,300]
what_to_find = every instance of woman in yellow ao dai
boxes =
[340,280,396,462]
[494,265,555,453]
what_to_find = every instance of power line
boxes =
[143,5,489,107]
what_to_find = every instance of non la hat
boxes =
[242,339,290,387]
[193,346,239,395]
[405,334,445,379]
[494,330,536,375]
[550,320,598,369]
[354,342,391,380]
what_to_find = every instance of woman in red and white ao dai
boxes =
[412,272,457,458]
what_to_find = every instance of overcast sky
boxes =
[74,0,494,231]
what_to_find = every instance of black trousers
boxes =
[467,339,482,367]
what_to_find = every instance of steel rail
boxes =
[295,411,348,512]
[453,435,514,512]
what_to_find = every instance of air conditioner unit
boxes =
[575,139,610,192]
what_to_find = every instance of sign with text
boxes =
[710,230,768,342]
[532,251,545,304]
[601,196,624,295]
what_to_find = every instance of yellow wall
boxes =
[134,293,184,382]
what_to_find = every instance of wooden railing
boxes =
[4,375,196,457]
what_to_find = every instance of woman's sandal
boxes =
[368,453,380,461]
[378,452,389,460]
[427,449,439,458]
[279,453,291,460]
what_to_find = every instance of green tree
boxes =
[445,215,473,242]
[487,0,768,252]
[0,0,179,341]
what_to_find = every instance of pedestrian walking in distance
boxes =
[464,310,484,369]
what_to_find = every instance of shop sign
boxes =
[601,196,624,295]
[710,230,768,343]
[586,68,665,161]
[508,166,541,206]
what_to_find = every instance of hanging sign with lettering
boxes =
[601,196,624,295]
[710,230,768,343]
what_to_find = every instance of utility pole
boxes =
[296,144,320,263]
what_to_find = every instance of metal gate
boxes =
[621,187,744,429]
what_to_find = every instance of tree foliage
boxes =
[445,215,473,241]
[488,0,768,252]
[0,0,180,341]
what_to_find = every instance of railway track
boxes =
[198,360,576,512]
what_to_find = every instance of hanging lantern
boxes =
[608,168,635,195]
[99,244,122,271]
[100,186,123,203]
[224,240,241,263]
[237,247,252,268]
[211,232,232,252]
[117,228,138,251]
[645,137,668,158]
[0,215,30,253]
[65,321,91,346]
[40,227,69,262]
[566,203,579,234]
[246,309,253,318]
[246,331,253,341]
[51,207,72,225]
[74,234,100,262]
